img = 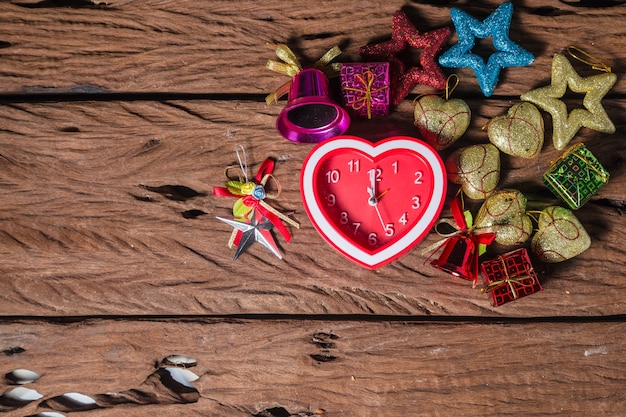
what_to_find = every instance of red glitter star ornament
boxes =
[359,10,451,105]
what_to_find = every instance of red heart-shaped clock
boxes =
[301,135,447,269]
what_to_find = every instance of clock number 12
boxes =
[367,168,382,181]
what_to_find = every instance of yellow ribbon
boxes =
[343,70,389,119]
[480,255,537,300]
[266,44,303,76]
[265,43,342,105]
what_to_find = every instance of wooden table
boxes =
[1,1,625,415]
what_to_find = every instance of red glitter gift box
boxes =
[480,248,542,306]
[340,62,391,119]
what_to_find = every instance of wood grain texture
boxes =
[0,0,624,96]
[1,2,625,416]
[1,319,625,417]
[0,100,624,317]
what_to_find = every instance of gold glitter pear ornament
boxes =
[531,206,591,263]
[520,53,616,150]
[487,102,544,158]
[474,189,533,246]
[445,143,500,200]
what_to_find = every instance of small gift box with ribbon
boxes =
[340,62,391,119]
[543,143,609,210]
[480,248,542,306]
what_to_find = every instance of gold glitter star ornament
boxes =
[521,53,616,150]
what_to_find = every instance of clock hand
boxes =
[367,169,388,230]
[365,170,386,230]
[373,202,387,231]
[367,169,378,206]
[376,188,390,201]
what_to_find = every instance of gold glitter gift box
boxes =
[542,143,609,210]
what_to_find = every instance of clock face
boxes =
[301,135,447,269]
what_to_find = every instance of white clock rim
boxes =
[301,136,446,268]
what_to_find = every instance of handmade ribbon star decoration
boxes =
[521,53,616,150]
[214,147,298,257]
[359,10,451,105]
[438,2,534,97]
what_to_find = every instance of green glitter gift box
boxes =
[543,143,609,210]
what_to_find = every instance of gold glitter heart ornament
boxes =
[445,143,500,200]
[487,102,544,158]
[474,189,533,245]
[414,95,471,151]
[531,206,591,263]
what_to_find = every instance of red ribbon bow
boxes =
[428,197,496,286]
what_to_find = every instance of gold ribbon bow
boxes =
[343,70,389,119]
[480,256,537,300]
[265,43,342,105]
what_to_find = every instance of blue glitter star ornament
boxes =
[438,2,534,97]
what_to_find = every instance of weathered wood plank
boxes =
[0,100,624,317]
[0,319,624,416]
[0,0,624,96]
[0,3,623,417]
